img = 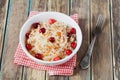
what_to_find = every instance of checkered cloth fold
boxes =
[14,11,78,76]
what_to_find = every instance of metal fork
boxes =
[80,15,105,69]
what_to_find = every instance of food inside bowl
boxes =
[25,18,77,61]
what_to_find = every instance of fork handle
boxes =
[80,36,96,69]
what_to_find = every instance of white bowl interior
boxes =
[20,12,82,66]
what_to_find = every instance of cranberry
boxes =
[71,42,77,49]
[35,53,43,59]
[70,28,76,34]
[49,37,55,43]
[32,23,39,28]
[26,44,32,50]
[39,28,46,33]
[53,56,61,61]
[26,32,30,38]
[67,32,72,38]
[49,18,56,24]
[66,49,72,55]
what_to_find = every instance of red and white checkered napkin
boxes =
[14,11,78,76]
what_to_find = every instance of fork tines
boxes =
[95,15,105,29]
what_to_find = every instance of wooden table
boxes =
[0,0,120,80]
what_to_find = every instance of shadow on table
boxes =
[72,18,90,75]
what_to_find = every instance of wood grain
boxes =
[69,0,90,80]
[1,0,29,80]
[111,0,120,79]
[48,0,69,14]
[22,0,48,80]
[30,0,48,11]
[46,0,69,80]
[0,0,8,62]
[24,68,45,80]
[91,0,113,80]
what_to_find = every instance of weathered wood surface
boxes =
[48,0,69,14]
[0,0,119,80]
[111,0,120,80]
[0,0,8,63]
[91,0,113,80]
[69,0,90,80]
[1,0,29,80]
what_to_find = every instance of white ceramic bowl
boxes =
[20,12,82,66]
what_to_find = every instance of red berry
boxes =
[35,53,43,59]
[49,18,56,24]
[71,42,77,49]
[49,37,55,43]
[26,44,32,50]
[53,56,61,61]
[26,32,30,38]
[67,32,72,38]
[70,28,76,34]
[40,28,46,33]
[66,49,72,55]
[32,23,39,28]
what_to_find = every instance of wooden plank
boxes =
[24,67,45,80]
[91,0,113,80]
[30,0,48,11]
[1,0,29,80]
[48,0,69,14]
[23,0,48,80]
[46,72,69,80]
[46,0,69,80]
[0,0,9,62]
[111,0,120,79]
[69,0,91,80]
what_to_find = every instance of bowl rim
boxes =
[20,11,82,65]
